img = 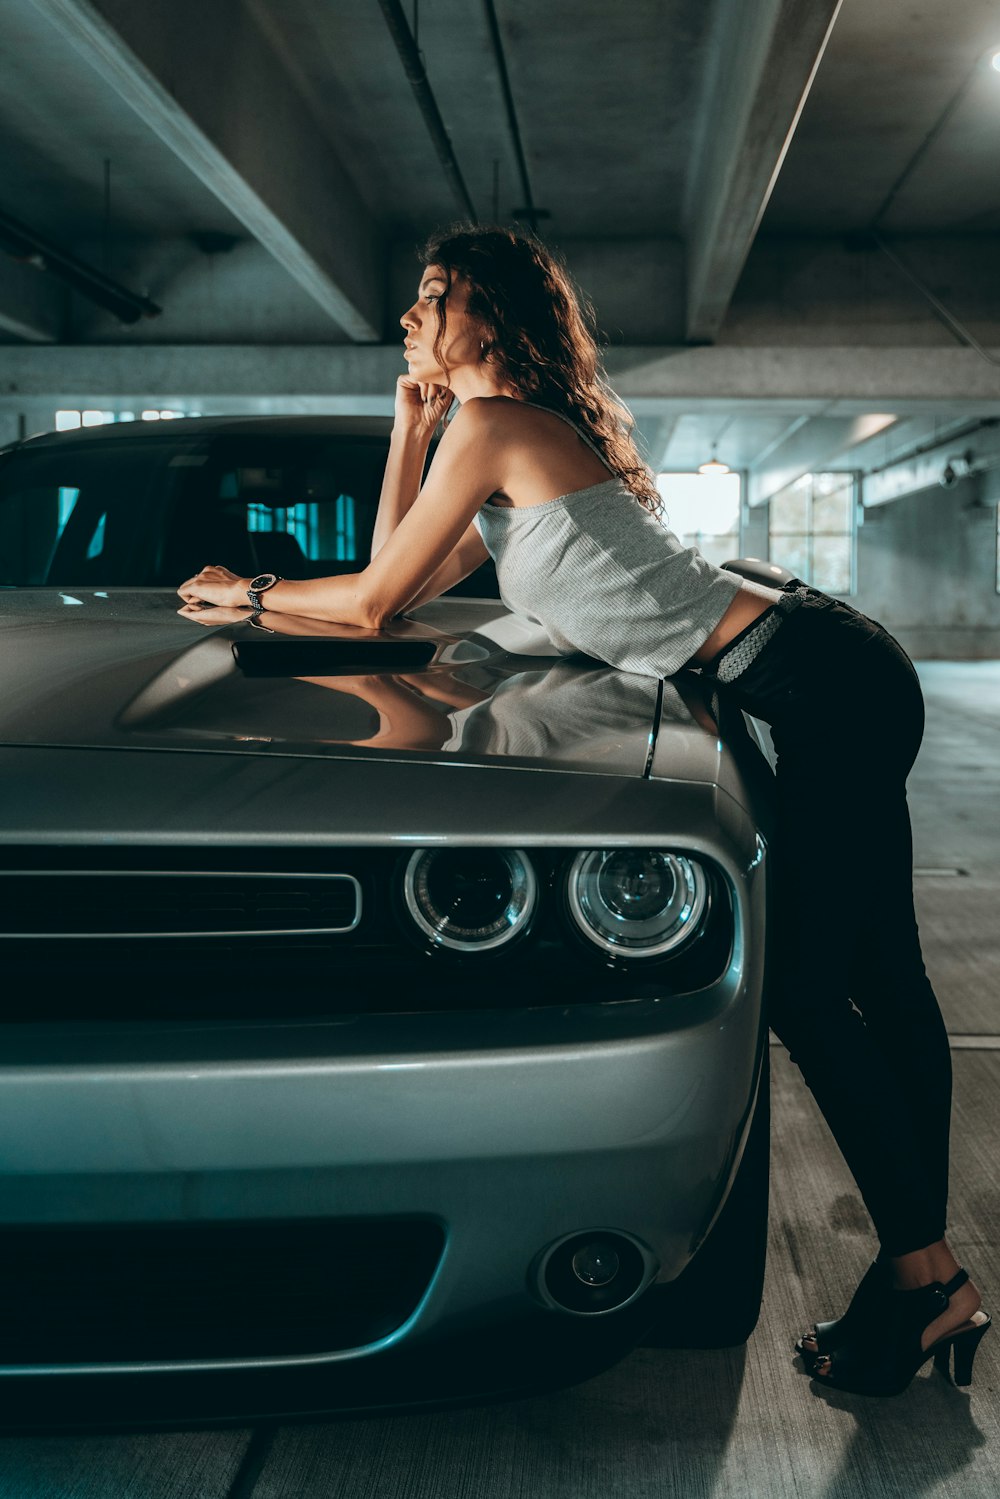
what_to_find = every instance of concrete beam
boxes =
[0,257,66,343]
[683,0,842,344]
[30,0,384,341]
[604,346,1000,408]
[0,344,403,413]
[747,413,899,507]
[4,344,1000,413]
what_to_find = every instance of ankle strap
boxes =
[941,1267,968,1298]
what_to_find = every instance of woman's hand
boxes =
[177,564,249,608]
[393,375,454,438]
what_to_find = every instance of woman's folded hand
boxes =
[177,564,249,607]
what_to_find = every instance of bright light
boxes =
[55,410,82,431]
[141,410,161,421]
[81,410,107,426]
[992,50,1000,71]
[697,457,730,476]
[657,471,741,538]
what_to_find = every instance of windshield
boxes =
[0,429,499,597]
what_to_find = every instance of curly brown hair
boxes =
[420,225,662,514]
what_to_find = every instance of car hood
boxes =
[0,589,733,781]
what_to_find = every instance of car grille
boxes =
[1,1217,445,1364]
[0,870,361,939]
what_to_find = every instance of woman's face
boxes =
[400,265,484,386]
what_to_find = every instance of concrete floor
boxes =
[2,662,999,1499]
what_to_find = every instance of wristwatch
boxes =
[246,572,282,612]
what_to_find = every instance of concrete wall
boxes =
[772,469,1000,659]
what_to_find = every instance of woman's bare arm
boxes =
[402,522,490,610]
[370,429,431,559]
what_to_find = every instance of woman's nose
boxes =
[400,305,417,330]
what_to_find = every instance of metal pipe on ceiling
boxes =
[480,0,539,231]
[860,417,998,480]
[377,0,479,223]
[0,205,161,324]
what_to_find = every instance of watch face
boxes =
[249,573,277,592]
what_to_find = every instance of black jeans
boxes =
[705,583,951,1257]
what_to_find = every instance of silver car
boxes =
[0,419,772,1425]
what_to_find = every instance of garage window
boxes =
[769,472,856,595]
[54,408,194,429]
[655,471,742,567]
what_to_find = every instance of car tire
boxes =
[638,1046,770,1348]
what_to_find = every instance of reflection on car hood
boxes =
[0,590,723,781]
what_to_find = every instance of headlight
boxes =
[565,850,708,958]
[402,848,538,953]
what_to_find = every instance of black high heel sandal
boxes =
[812,1267,991,1396]
[795,1257,888,1366]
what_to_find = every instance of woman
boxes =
[178,225,988,1395]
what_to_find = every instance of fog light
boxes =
[533,1230,654,1315]
[571,1241,621,1287]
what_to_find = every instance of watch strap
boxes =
[247,574,282,611]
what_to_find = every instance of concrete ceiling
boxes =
[1,0,999,499]
[764,0,1000,233]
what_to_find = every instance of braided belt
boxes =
[714,606,785,683]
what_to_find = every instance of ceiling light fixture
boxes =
[698,416,734,476]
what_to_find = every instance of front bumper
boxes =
[1,938,766,1421]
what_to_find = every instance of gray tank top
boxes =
[471,404,743,678]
